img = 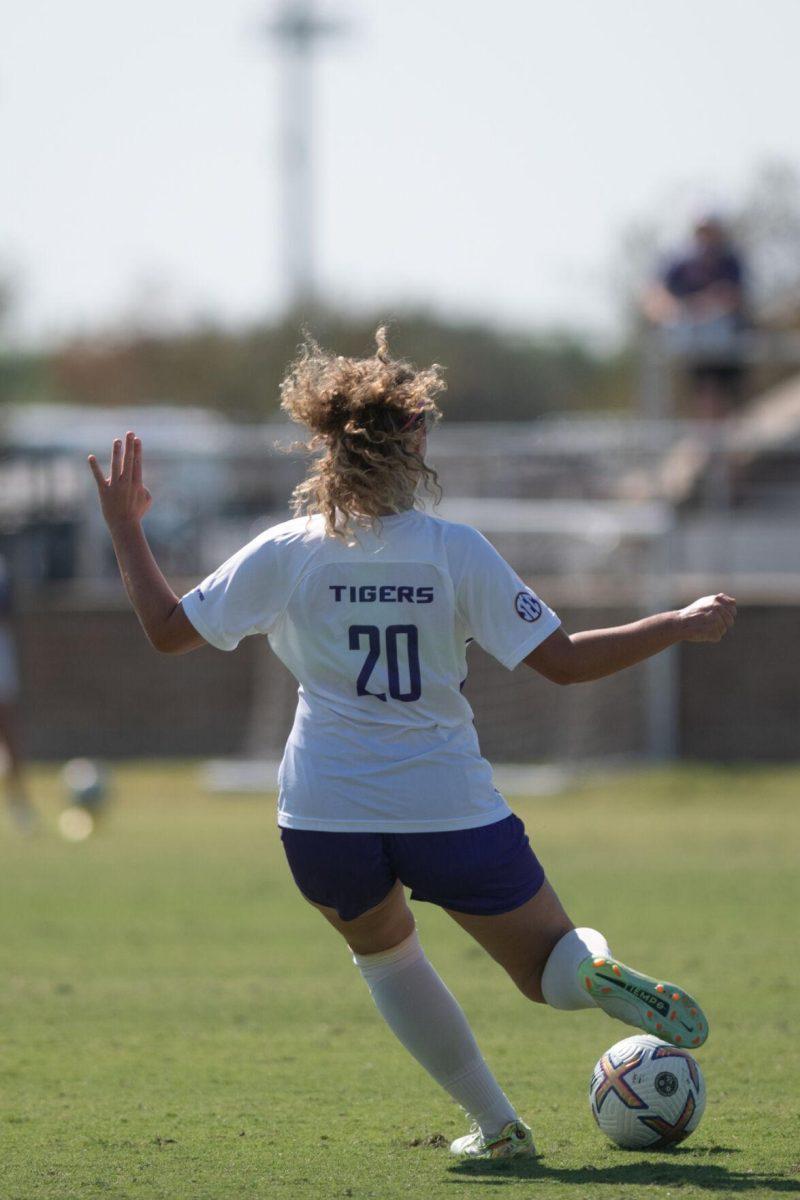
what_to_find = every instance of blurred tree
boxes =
[0,271,49,405]
[0,275,11,335]
[10,311,631,420]
[734,161,800,323]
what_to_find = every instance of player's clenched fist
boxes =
[88,431,152,529]
[677,594,737,643]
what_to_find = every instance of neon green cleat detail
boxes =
[449,1119,536,1160]
[577,955,708,1048]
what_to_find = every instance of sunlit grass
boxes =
[1,763,798,1199]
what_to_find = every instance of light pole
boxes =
[263,0,347,314]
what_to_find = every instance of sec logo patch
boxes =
[515,591,542,622]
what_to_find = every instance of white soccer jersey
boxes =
[182,510,560,832]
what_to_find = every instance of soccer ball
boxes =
[589,1034,706,1149]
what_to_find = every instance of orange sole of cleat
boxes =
[593,958,606,967]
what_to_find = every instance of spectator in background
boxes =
[643,213,749,418]
[0,554,34,832]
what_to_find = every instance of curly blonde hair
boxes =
[280,327,445,538]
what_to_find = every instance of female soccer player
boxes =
[88,330,736,1161]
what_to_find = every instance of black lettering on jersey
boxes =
[329,584,435,603]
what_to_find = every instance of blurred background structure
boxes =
[263,0,350,309]
[2,0,799,773]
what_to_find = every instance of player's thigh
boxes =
[445,880,573,1003]
[311,879,415,956]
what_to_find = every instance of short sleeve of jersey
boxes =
[449,526,560,670]
[181,529,293,652]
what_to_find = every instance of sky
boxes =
[4,0,800,345]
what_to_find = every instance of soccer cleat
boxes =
[577,955,708,1048]
[449,1119,536,1160]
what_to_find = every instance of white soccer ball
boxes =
[589,1034,706,1149]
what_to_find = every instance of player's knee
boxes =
[346,893,415,956]
[374,907,415,953]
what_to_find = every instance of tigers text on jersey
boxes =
[181,510,560,832]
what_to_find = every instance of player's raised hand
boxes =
[88,432,153,529]
[677,593,737,643]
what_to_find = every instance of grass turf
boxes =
[1,763,799,1200]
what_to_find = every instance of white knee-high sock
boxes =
[352,930,517,1137]
[541,927,611,1011]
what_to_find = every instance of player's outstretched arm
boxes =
[524,594,736,685]
[88,432,205,655]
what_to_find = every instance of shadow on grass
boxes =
[446,1149,800,1193]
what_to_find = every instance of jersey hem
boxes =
[276,801,511,834]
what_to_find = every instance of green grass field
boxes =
[2,764,799,1200]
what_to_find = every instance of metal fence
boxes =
[3,394,799,764]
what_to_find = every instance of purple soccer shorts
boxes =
[279,812,545,922]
